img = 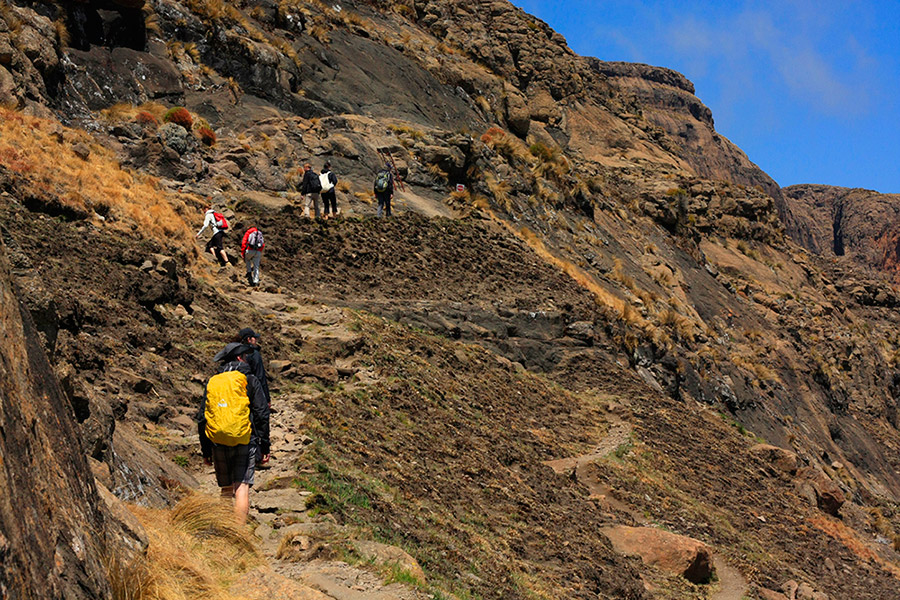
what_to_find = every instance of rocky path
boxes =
[193,286,430,600]
[543,407,749,600]
[191,275,750,600]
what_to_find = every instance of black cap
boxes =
[238,327,259,342]
[213,342,253,363]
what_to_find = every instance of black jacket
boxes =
[300,169,321,194]
[245,345,270,405]
[197,360,270,458]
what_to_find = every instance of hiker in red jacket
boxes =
[241,226,265,287]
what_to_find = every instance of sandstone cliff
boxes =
[785,184,900,281]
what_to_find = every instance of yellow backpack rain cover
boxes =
[204,370,252,446]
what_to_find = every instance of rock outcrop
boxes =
[602,525,715,584]
[784,184,900,281]
[0,240,112,598]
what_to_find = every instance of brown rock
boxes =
[751,443,799,475]
[352,540,426,585]
[759,590,789,600]
[795,468,845,516]
[296,364,339,385]
[94,479,149,555]
[782,579,799,599]
[229,565,332,599]
[602,525,714,583]
[269,359,293,373]
[0,39,13,65]
[72,143,91,161]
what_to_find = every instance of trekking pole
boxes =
[379,149,406,192]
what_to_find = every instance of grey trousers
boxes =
[304,193,321,218]
[244,249,262,285]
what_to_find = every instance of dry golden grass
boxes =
[657,308,695,342]
[481,127,534,165]
[355,190,375,204]
[388,123,424,140]
[0,109,199,259]
[113,493,261,600]
[485,173,511,212]
[493,218,633,318]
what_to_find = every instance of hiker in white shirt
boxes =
[197,208,231,266]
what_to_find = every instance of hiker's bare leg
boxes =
[234,483,250,523]
[220,485,233,499]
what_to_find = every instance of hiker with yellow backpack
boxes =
[198,342,270,523]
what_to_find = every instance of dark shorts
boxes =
[206,230,225,252]
[211,443,257,488]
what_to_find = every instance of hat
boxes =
[213,342,252,363]
[238,327,259,342]
[323,160,331,169]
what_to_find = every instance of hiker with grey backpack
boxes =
[241,226,265,287]
[374,164,394,217]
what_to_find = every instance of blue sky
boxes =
[513,1,900,193]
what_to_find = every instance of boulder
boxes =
[94,479,149,555]
[253,488,312,513]
[296,364,339,385]
[159,122,190,155]
[269,359,293,374]
[352,540,426,585]
[795,467,845,516]
[602,525,714,583]
[750,443,799,475]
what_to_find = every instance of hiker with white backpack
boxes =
[320,161,339,219]
[241,226,265,287]
[197,206,231,266]
[299,163,322,219]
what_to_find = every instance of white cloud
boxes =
[662,2,877,117]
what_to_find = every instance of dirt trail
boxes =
[543,414,749,600]
[193,288,429,600]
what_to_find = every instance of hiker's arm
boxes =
[241,230,249,257]
[196,399,213,463]
[197,213,212,237]
[247,374,270,456]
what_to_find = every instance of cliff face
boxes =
[785,184,900,280]
[0,240,111,599]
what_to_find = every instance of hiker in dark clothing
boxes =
[299,163,322,219]
[198,342,270,523]
[374,164,394,218]
[320,161,339,219]
[235,327,270,407]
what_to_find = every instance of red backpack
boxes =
[213,212,229,230]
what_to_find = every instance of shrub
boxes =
[163,107,193,130]
[197,126,216,146]
[134,111,159,127]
